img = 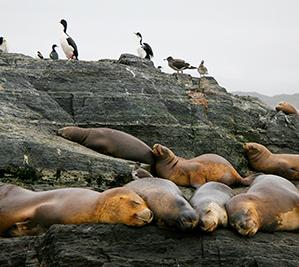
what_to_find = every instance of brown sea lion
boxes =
[152,144,255,187]
[226,174,299,237]
[190,182,234,232]
[275,101,298,115]
[243,142,299,180]
[124,178,198,231]
[0,184,153,237]
[57,126,154,164]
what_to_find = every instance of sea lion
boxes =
[190,182,234,232]
[226,174,299,236]
[124,178,198,231]
[275,101,298,115]
[0,184,153,237]
[152,144,255,187]
[57,126,154,164]
[243,142,299,180]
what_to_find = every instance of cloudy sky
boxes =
[2,0,299,95]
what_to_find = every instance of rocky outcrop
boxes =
[0,52,298,266]
[1,224,299,267]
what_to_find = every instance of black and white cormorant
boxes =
[60,19,78,60]
[0,37,8,53]
[198,60,208,77]
[37,51,44,59]
[49,44,59,60]
[165,56,196,73]
[135,32,153,60]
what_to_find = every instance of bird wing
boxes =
[172,59,189,69]
[142,43,154,57]
[67,37,78,58]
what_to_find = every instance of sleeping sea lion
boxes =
[190,182,234,232]
[124,178,198,231]
[275,101,298,115]
[243,142,299,180]
[0,184,153,237]
[226,174,299,236]
[57,126,154,164]
[152,144,255,187]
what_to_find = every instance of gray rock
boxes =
[0,52,298,265]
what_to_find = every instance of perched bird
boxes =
[49,44,59,60]
[135,32,154,60]
[198,60,208,77]
[59,19,78,60]
[0,37,8,53]
[157,66,163,72]
[165,56,196,73]
[37,51,44,59]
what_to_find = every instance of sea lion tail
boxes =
[241,172,264,186]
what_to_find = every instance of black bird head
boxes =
[0,37,3,45]
[165,56,173,61]
[135,32,142,39]
[52,44,58,49]
[60,19,67,32]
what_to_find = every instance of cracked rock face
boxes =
[0,52,298,266]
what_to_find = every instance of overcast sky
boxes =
[2,0,299,96]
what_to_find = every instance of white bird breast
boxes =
[0,40,9,53]
[60,33,74,59]
[137,46,146,58]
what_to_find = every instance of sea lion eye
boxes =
[131,200,141,206]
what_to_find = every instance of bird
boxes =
[0,37,8,53]
[165,56,196,73]
[134,32,154,60]
[37,51,44,59]
[198,60,208,77]
[59,19,78,60]
[49,44,59,60]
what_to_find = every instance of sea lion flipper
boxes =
[241,172,264,186]
[4,220,47,237]
[132,162,153,180]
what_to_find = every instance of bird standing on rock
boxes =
[0,37,8,52]
[198,60,208,77]
[135,32,154,60]
[165,56,196,73]
[49,44,59,60]
[37,51,44,59]
[60,19,78,60]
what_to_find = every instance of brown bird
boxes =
[198,60,208,77]
[165,56,196,73]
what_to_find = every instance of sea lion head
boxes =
[101,188,153,227]
[243,142,268,159]
[197,202,228,232]
[56,126,87,144]
[174,199,198,231]
[152,144,176,161]
[226,195,260,237]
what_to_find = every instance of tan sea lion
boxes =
[226,174,299,236]
[152,144,255,187]
[275,101,298,115]
[57,126,154,164]
[0,184,153,237]
[243,142,299,180]
[124,178,198,231]
[190,182,234,232]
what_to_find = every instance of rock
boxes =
[0,52,298,265]
[1,224,299,267]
